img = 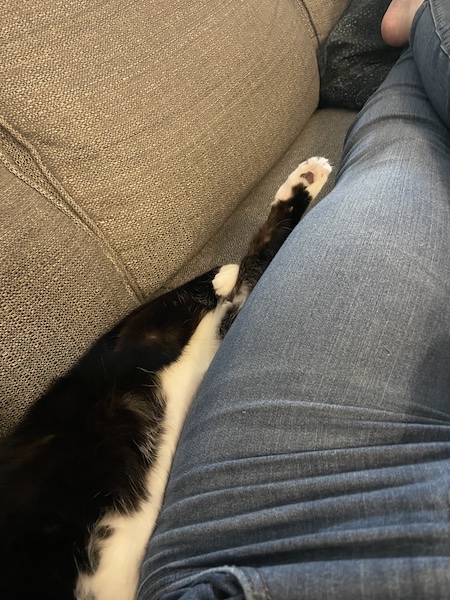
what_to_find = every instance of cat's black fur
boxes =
[0,158,328,600]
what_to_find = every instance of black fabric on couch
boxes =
[318,0,403,110]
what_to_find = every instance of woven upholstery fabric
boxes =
[1,0,319,298]
[300,0,350,42]
[163,108,357,291]
[0,164,138,436]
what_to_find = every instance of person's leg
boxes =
[383,0,450,129]
[411,0,450,129]
[138,9,450,600]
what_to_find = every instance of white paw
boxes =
[273,157,332,205]
[212,264,239,297]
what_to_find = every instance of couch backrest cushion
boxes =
[2,0,321,298]
[300,0,350,42]
[1,0,325,434]
[0,162,138,435]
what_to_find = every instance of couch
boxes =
[0,0,357,437]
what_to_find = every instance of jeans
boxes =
[138,2,450,598]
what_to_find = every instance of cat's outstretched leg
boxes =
[236,156,332,296]
[273,156,332,205]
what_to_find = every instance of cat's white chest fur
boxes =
[76,267,237,600]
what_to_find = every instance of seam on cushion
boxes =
[294,0,319,44]
[290,0,319,45]
[0,115,144,304]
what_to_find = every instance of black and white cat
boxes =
[0,157,331,600]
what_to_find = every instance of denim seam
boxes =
[411,1,429,50]
[240,568,258,600]
[428,0,450,59]
[258,569,272,600]
[239,567,274,600]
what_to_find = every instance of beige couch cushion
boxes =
[301,0,350,42]
[0,163,138,435]
[0,0,352,436]
[2,0,320,298]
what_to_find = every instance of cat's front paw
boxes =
[212,264,239,298]
[273,156,332,205]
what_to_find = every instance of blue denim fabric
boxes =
[411,0,450,128]
[138,2,450,598]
